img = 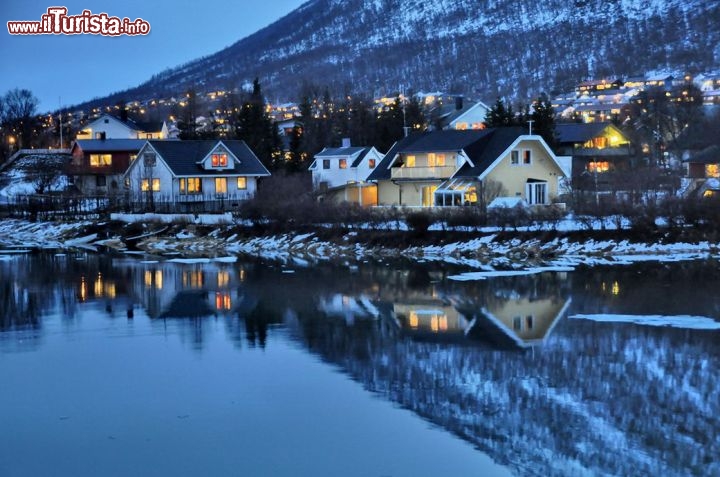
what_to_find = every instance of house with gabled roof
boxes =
[308,139,383,206]
[367,128,571,208]
[123,140,270,211]
[555,122,633,179]
[76,113,169,140]
[68,139,146,195]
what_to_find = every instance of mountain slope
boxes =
[83,0,720,106]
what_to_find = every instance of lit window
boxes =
[180,178,202,194]
[706,164,720,178]
[323,159,330,169]
[436,154,446,167]
[141,178,160,191]
[339,159,347,169]
[428,153,436,167]
[511,150,520,165]
[523,150,531,164]
[211,153,228,167]
[215,177,227,194]
[237,177,247,189]
[587,161,610,173]
[90,154,112,167]
[455,122,468,130]
[405,155,416,167]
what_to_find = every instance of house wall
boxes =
[312,150,382,189]
[484,139,566,202]
[450,104,489,130]
[377,180,438,207]
[76,118,137,140]
[487,297,567,343]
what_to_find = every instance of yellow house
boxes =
[367,128,571,207]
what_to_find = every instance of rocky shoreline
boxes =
[1,218,718,271]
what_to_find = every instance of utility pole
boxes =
[58,97,63,149]
[527,119,534,135]
[401,85,410,138]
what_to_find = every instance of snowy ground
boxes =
[1,218,719,272]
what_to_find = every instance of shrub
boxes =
[405,210,435,235]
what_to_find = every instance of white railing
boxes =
[390,166,457,179]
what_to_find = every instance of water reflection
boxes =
[1,254,719,475]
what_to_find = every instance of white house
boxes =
[308,139,383,206]
[446,101,491,130]
[77,114,169,140]
[123,139,270,210]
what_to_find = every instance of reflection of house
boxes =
[367,128,570,207]
[68,139,145,195]
[123,140,270,210]
[76,113,169,140]
[308,139,382,206]
[317,294,380,325]
[394,302,474,342]
[117,259,248,319]
[555,122,633,179]
[468,296,571,348]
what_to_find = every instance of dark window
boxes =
[96,175,107,187]
[323,159,330,169]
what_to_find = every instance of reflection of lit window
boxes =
[239,268,246,282]
[612,281,620,296]
[215,292,232,310]
[431,315,439,332]
[342,295,350,306]
[80,276,87,302]
[144,270,152,288]
[183,270,204,288]
[106,283,116,299]
[94,273,104,296]
[217,271,229,288]
[155,270,163,290]
[409,312,419,328]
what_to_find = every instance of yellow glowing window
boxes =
[211,153,228,167]
[141,178,160,191]
[237,177,247,189]
[587,161,610,173]
[455,122,468,130]
[90,154,112,167]
[215,178,227,194]
[217,271,229,288]
[705,164,720,178]
[179,177,202,194]
[428,153,437,167]
[409,312,419,328]
[339,159,348,169]
[182,270,204,288]
[405,155,416,167]
[511,150,520,165]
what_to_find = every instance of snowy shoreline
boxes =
[0,218,717,271]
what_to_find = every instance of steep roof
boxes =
[147,140,270,176]
[74,139,147,152]
[367,128,526,181]
[315,146,367,158]
[555,122,611,144]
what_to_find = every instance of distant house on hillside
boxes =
[123,140,270,211]
[555,122,633,179]
[682,145,720,198]
[445,100,490,131]
[76,113,169,140]
[68,139,146,195]
[367,128,570,208]
[308,139,383,206]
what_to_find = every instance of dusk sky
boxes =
[0,1,307,112]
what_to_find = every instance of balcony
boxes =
[390,166,457,180]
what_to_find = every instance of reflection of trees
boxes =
[285,305,720,476]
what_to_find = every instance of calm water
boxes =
[1,253,719,477]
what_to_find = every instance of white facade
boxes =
[449,101,491,130]
[77,114,168,140]
[310,147,383,189]
[124,143,261,204]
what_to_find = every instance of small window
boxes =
[368,159,376,169]
[104,119,109,124]
[96,175,107,187]
[237,177,247,189]
[211,154,228,168]
[523,150,532,164]
[436,154,446,167]
[339,159,347,169]
[405,155,416,167]
[90,154,112,167]
[511,150,519,165]
[323,159,330,170]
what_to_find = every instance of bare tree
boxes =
[3,88,39,150]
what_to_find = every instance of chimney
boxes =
[455,96,464,111]
[342,137,351,148]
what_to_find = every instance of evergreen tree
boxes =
[484,97,517,127]
[236,78,281,170]
[530,94,557,147]
[375,96,404,152]
[177,89,199,139]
